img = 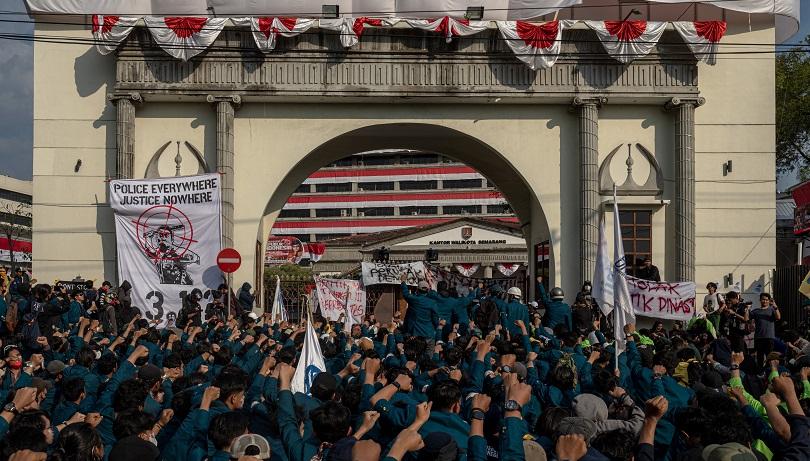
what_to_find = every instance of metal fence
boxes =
[773,265,810,329]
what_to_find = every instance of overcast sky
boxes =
[1,1,809,184]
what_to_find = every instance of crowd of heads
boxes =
[0,268,808,461]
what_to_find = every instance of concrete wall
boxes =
[31,16,777,304]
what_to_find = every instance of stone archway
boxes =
[253,122,554,305]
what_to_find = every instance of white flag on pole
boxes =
[291,317,327,395]
[271,276,288,323]
[592,214,614,317]
[612,189,637,363]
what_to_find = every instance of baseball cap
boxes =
[230,434,271,459]
[523,440,547,461]
[418,281,430,290]
[46,360,67,375]
[247,312,259,321]
[512,362,528,381]
[557,417,597,444]
[702,443,757,461]
[528,301,538,308]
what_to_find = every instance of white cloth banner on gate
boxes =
[92,15,139,55]
[314,276,366,322]
[626,276,696,321]
[496,263,521,277]
[109,174,222,328]
[144,16,228,61]
[361,261,435,287]
[454,263,480,278]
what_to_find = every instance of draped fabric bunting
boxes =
[405,17,488,43]
[319,17,400,48]
[232,17,315,52]
[672,21,727,65]
[584,20,667,63]
[496,20,574,70]
[92,15,138,54]
[496,263,522,277]
[144,17,228,61]
[455,263,480,277]
[96,17,724,67]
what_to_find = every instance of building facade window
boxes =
[0,189,32,205]
[486,204,512,214]
[316,209,353,218]
[400,206,437,215]
[443,179,483,189]
[401,154,438,164]
[279,209,310,218]
[358,207,395,217]
[0,212,33,228]
[314,233,350,241]
[315,183,352,193]
[444,205,481,215]
[399,180,437,190]
[620,210,652,276]
[358,155,395,166]
[358,182,395,191]
[326,158,354,167]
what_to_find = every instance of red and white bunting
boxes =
[672,21,727,65]
[92,15,138,54]
[496,263,522,277]
[405,17,488,43]
[144,16,228,61]
[496,20,574,70]
[455,263,480,277]
[319,17,400,48]
[584,20,667,64]
[305,243,326,262]
[232,17,315,52]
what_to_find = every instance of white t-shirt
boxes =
[700,292,724,315]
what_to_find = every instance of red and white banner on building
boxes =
[144,16,228,61]
[319,17,400,48]
[302,242,326,262]
[496,20,573,70]
[672,21,727,65]
[496,262,522,277]
[585,20,667,63]
[232,17,315,52]
[455,263,480,277]
[92,15,139,54]
[272,217,519,235]
[405,17,488,43]
[283,191,506,210]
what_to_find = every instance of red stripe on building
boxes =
[272,217,519,229]
[0,239,32,253]
[286,191,503,204]
[307,166,477,179]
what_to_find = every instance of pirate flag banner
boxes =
[110,174,222,327]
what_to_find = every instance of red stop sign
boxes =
[217,248,241,273]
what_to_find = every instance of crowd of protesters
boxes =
[0,265,809,461]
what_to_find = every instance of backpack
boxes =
[475,298,501,332]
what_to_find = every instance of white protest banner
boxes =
[109,174,222,328]
[626,276,696,321]
[314,276,366,322]
[361,261,436,287]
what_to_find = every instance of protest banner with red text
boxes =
[626,276,696,321]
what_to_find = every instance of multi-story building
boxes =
[0,175,33,271]
[271,150,518,242]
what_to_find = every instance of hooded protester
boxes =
[236,283,254,315]
[178,289,203,328]
[115,281,139,329]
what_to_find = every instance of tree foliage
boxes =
[776,41,810,175]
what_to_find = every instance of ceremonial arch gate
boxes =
[36,20,741,304]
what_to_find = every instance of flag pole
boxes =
[613,184,620,374]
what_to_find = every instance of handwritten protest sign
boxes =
[361,262,436,287]
[627,276,696,321]
[314,276,366,322]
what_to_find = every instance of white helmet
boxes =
[507,287,522,298]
